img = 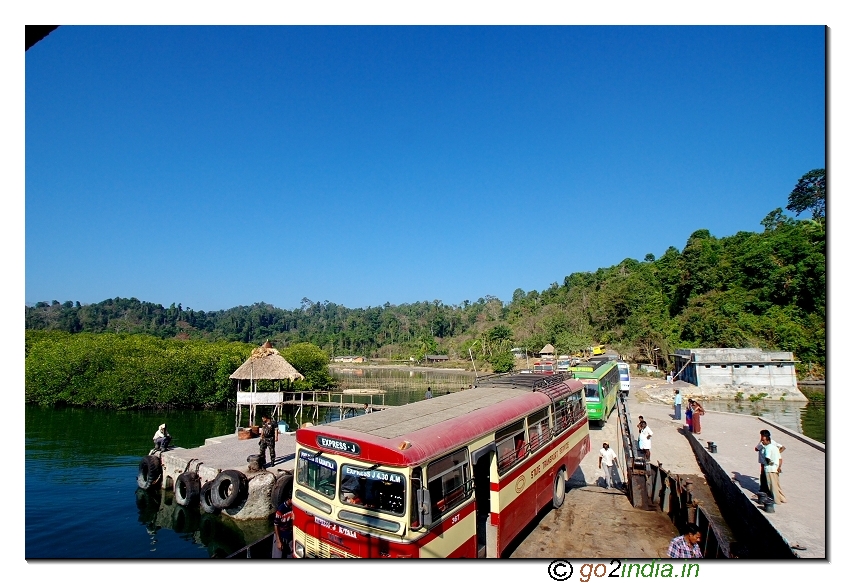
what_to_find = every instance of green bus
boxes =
[569,360,620,427]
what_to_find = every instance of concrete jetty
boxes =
[627,398,825,558]
[158,431,298,520]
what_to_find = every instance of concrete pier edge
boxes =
[684,430,799,559]
[756,416,825,452]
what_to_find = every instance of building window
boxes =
[704,365,711,368]
[733,365,740,368]
[721,365,727,369]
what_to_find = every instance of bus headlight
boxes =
[293,541,305,558]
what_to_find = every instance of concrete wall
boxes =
[673,348,805,400]
[685,432,797,559]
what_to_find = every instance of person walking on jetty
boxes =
[259,414,279,467]
[760,433,786,503]
[152,423,171,452]
[598,442,620,489]
[755,429,785,497]
[690,400,705,434]
[673,389,682,420]
[638,421,653,461]
[272,496,294,558]
[668,523,703,559]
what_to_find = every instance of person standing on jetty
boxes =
[685,400,694,431]
[638,420,653,461]
[673,389,682,420]
[761,433,787,503]
[259,414,279,467]
[755,429,785,497]
[690,400,705,434]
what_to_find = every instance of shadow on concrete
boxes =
[731,471,760,495]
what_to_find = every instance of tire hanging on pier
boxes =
[211,469,249,509]
[271,473,293,509]
[200,481,220,515]
[174,471,201,507]
[137,455,162,490]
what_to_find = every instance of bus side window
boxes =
[496,419,526,473]
[426,449,471,520]
[527,407,550,451]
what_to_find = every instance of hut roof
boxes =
[540,344,555,354]
[229,345,305,381]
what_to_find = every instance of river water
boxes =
[24,367,823,559]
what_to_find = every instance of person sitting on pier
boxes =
[259,414,279,467]
[152,423,171,452]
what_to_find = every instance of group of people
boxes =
[672,390,705,433]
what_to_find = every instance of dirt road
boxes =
[507,387,683,559]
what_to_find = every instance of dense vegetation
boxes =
[25,332,336,408]
[26,171,825,388]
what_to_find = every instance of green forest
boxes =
[25,170,825,407]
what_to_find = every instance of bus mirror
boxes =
[417,488,432,527]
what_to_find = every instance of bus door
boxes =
[471,445,494,558]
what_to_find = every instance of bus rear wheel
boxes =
[553,469,566,508]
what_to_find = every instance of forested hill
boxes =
[25,208,825,373]
[28,164,826,374]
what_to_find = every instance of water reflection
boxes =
[134,487,270,558]
[701,399,825,444]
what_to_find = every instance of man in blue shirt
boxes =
[673,390,682,420]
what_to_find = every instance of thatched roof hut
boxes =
[540,343,556,357]
[230,342,305,382]
[231,341,304,431]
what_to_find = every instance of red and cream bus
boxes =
[291,372,589,558]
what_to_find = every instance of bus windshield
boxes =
[582,382,601,401]
[296,449,338,498]
[340,464,406,515]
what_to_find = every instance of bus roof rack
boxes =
[474,371,572,390]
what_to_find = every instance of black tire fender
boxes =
[200,481,220,514]
[137,455,162,490]
[271,473,293,509]
[211,469,248,509]
[174,471,201,507]
[552,468,567,508]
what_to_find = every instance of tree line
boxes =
[26,170,825,378]
[25,331,335,408]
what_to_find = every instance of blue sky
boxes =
[24,25,825,312]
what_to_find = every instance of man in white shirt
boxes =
[755,429,785,497]
[638,421,653,461]
[598,442,619,489]
[761,433,786,503]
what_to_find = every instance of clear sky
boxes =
[25,25,825,313]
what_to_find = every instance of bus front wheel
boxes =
[553,469,566,508]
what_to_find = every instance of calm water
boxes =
[701,398,826,444]
[24,368,823,558]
